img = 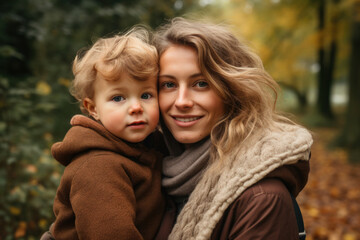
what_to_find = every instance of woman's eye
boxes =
[161,82,176,89]
[141,93,152,99]
[112,96,124,102]
[195,81,209,88]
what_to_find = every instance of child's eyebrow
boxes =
[108,87,127,92]
[142,86,157,91]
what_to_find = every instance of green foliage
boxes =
[0,72,63,238]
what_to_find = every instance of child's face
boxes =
[84,73,159,143]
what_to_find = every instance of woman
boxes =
[154,17,312,239]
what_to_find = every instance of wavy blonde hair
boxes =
[154,17,293,165]
[71,26,158,114]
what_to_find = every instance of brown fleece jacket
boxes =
[52,115,165,240]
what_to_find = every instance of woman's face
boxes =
[159,44,225,144]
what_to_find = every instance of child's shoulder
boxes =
[63,149,136,177]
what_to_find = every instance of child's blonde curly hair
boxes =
[71,27,158,114]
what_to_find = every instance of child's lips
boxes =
[127,121,147,129]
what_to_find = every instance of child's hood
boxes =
[51,115,154,167]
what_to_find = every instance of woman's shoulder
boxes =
[212,178,298,239]
[242,178,291,200]
[230,178,294,213]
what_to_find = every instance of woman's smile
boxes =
[171,115,203,127]
[172,115,202,122]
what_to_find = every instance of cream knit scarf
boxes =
[168,122,313,240]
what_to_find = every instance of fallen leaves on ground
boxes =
[298,127,360,240]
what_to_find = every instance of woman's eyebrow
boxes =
[158,74,176,79]
[158,73,204,79]
[189,73,204,79]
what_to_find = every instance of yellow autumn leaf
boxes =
[36,81,52,95]
[14,221,27,238]
[308,207,319,218]
[9,206,21,215]
[314,227,327,237]
[343,233,357,240]
[58,77,71,87]
[39,219,48,229]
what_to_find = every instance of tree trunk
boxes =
[337,2,360,163]
[327,0,340,112]
[316,0,335,119]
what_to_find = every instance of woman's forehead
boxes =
[159,45,200,73]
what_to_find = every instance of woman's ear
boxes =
[83,98,99,120]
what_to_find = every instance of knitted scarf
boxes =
[162,129,211,197]
[168,122,313,240]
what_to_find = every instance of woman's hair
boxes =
[154,17,293,164]
[71,26,158,114]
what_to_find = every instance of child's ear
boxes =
[83,98,99,120]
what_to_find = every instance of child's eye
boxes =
[141,93,152,99]
[112,96,125,102]
[194,80,208,88]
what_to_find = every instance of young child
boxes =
[51,28,165,240]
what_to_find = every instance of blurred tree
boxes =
[317,0,330,118]
[316,0,342,119]
[337,0,360,163]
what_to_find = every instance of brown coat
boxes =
[211,160,310,240]
[156,160,310,240]
[52,115,165,240]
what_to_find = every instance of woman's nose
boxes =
[128,100,144,114]
[175,87,193,109]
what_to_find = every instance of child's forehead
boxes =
[97,70,155,83]
[95,74,157,92]
[117,73,157,85]
[119,71,157,82]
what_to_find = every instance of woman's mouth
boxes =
[173,116,201,122]
[170,116,203,127]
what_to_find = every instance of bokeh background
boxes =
[1,0,359,239]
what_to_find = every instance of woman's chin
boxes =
[173,133,208,145]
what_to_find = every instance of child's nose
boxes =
[129,101,144,114]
